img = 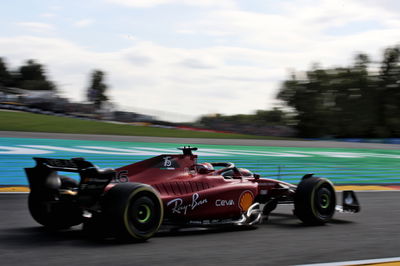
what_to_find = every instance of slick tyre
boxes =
[294,177,336,225]
[28,176,82,229]
[102,183,164,242]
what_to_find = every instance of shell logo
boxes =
[239,190,254,211]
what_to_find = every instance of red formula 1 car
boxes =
[25,147,360,241]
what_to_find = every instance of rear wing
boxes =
[31,157,91,171]
[25,157,116,207]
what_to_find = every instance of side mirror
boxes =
[253,174,260,180]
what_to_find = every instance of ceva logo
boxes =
[215,199,235,207]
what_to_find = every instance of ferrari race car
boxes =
[25,146,360,242]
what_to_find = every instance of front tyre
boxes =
[102,183,164,242]
[294,177,336,225]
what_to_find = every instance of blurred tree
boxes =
[86,70,109,109]
[278,68,332,137]
[332,64,374,137]
[378,46,400,137]
[196,108,293,137]
[255,108,287,125]
[278,53,382,138]
[350,53,378,137]
[0,57,13,87]
[18,60,56,91]
[354,53,370,68]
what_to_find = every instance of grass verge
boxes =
[0,110,289,139]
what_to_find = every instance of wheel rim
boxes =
[137,204,151,223]
[314,185,335,218]
[127,194,162,235]
[320,193,330,209]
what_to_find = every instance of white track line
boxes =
[336,190,400,192]
[296,256,400,266]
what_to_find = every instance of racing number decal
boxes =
[160,156,176,170]
[115,170,129,183]
[163,156,172,167]
[239,190,254,211]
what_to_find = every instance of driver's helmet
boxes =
[238,168,253,177]
[195,163,214,174]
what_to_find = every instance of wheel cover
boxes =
[320,193,330,209]
[129,197,156,232]
[137,204,151,223]
[124,188,163,240]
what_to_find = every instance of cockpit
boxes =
[194,162,254,179]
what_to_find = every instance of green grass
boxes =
[0,110,289,139]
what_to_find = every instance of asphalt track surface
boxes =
[0,192,399,266]
[1,132,399,265]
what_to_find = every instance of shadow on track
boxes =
[0,226,95,247]
[0,224,258,247]
[0,212,355,249]
[260,212,355,228]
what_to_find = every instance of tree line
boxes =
[197,108,294,137]
[278,46,400,138]
[0,58,108,108]
[199,45,400,138]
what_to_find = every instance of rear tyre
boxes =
[28,176,82,229]
[294,177,336,225]
[101,183,164,242]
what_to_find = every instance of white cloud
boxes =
[353,0,400,14]
[106,0,236,8]
[180,0,400,67]
[4,0,400,121]
[49,5,63,11]
[74,19,95,28]
[111,1,400,118]
[16,22,55,33]
[0,36,281,120]
[40,13,57,18]
[176,29,195,35]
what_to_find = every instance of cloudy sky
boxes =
[1,0,400,121]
